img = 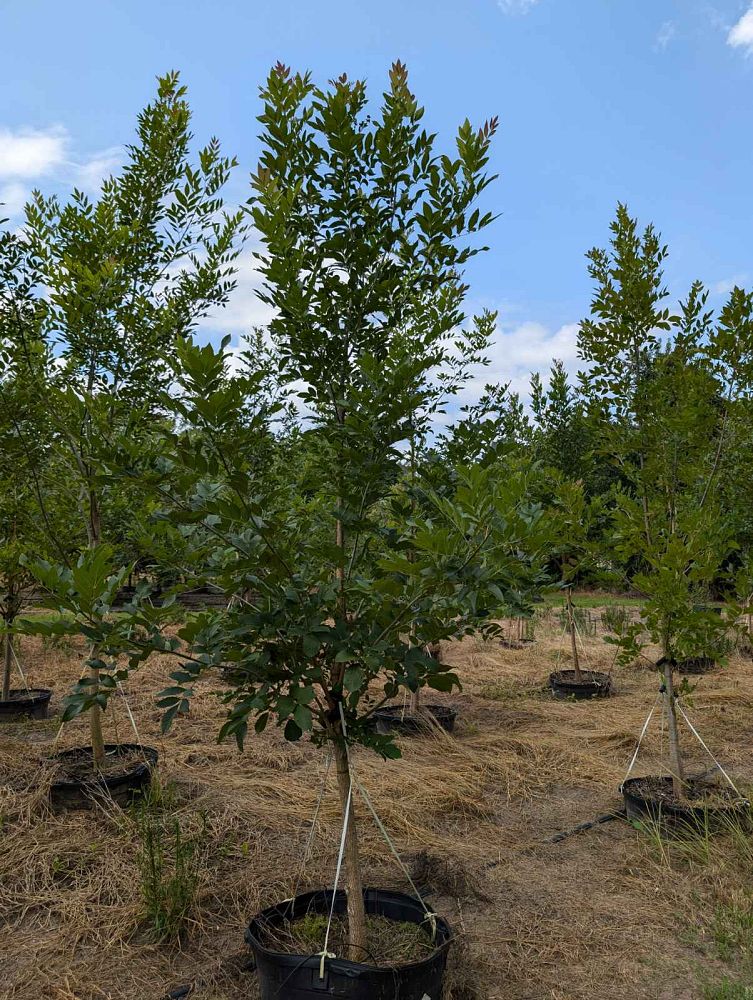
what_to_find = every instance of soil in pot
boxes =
[372,704,457,736]
[263,912,436,967]
[622,775,750,829]
[49,743,158,810]
[549,669,612,700]
[246,888,452,1000]
[0,688,52,722]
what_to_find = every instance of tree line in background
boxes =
[2,64,753,954]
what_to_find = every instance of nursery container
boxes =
[372,704,457,736]
[49,742,158,810]
[0,688,52,721]
[245,888,452,1000]
[549,669,612,700]
[622,775,750,829]
[677,656,716,675]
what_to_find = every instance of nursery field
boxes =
[2,604,752,1000]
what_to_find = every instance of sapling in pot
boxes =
[0,238,68,719]
[580,206,753,821]
[547,478,613,699]
[8,73,242,801]
[57,64,540,989]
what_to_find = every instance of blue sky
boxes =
[1,0,752,400]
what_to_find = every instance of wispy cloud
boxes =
[728,4,753,53]
[0,122,123,217]
[0,182,29,216]
[201,248,275,340]
[74,147,122,193]
[450,318,581,418]
[0,125,68,178]
[654,20,677,51]
[497,0,541,14]
[713,274,749,296]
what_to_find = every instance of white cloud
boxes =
[713,274,749,296]
[655,20,677,51]
[497,0,540,13]
[74,147,122,193]
[453,319,581,417]
[0,182,29,217]
[728,4,753,52]
[0,123,124,216]
[201,249,275,339]
[0,125,68,178]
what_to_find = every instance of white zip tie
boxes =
[622,695,660,785]
[676,701,743,797]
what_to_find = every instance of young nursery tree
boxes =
[38,64,540,963]
[580,205,753,799]
[0,227,75,706]
[549,477,609,686]
[10,73,242,766]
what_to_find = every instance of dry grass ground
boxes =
[2,606,753,1000]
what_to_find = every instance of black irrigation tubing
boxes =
[549,810,627,844]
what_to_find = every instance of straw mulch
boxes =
[2,606,753,999]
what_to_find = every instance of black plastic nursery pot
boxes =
[500,637,536,650]
[48,743,158,810]
[549,669,612,700]
[245,888,452,1000]
[621,775,750,830]
[0,688,52,721]
[372,704,457,736]
[677,656,717,675]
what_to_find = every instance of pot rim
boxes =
[246,887,452,974]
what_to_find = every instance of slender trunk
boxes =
[409,688,420,714]
[2,630,12,702]
[336,515,346,615]
[333,737,367,961]
[89,657,106,765]
[567,588,582,681]
[662,657,685,799]
[87,488,106,766]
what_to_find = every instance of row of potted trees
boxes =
[2,63,753,998]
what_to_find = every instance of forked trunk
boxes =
[2,629,13,702]
[566,588,582,682]
[662,657,685,799]
[333,736,367,961]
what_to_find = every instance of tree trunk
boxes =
[566,588,582,681]
[89,655,106,766]
[2,630,12,702]
[333,737,367,961]
[662,658,685,799]
[87,489,106,766]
